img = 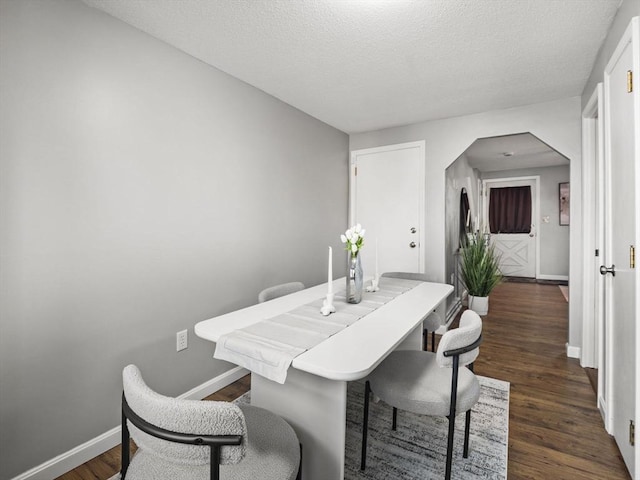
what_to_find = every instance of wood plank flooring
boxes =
[56,282,629,479]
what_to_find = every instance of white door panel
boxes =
[604,25,636,476]
[351,142,424,276]
[492,234,535,277]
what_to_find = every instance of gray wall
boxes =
[0,1,348,478]
[444,154,479,310]
[481,165,571,278]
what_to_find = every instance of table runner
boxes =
[214,278,421,383]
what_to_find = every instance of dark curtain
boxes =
[489,186,532,233]
[459,189,470,245]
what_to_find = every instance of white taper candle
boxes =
[375,239,379,279]
[328,246,333,294]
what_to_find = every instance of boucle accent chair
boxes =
[258,282,305,303]
[121,365,301,480]
[361,310,483,480]
[380,272,442,351]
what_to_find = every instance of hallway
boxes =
[472,281,628,479]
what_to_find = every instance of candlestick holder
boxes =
[320,293,336,316]
[366,276,380,292]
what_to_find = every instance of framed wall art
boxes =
[559,182,570,226]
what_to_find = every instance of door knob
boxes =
[599,265,616,276]
[409,242,416,248]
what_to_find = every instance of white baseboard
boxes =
[538,274,569,282]
[566,343,581,359]
[11,366,249,480]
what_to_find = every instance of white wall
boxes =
[0,1,348,478]
[349,96,583,347]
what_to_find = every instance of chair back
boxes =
[381,272,429,282]
[122,365,247,465]
[436,310,482,368]
[258,282,305,303]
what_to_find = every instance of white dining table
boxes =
[195,278,453,480]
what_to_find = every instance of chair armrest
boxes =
[122,393,242,480]
[123,394,242,446]
[442,334,482,358]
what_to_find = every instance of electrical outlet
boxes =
[176,329,188,352]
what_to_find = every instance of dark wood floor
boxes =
[57,282,629,479]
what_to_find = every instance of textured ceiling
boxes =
[464,133,569,172]
[81,0,621,134]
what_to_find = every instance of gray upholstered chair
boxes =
[361,310,482,480]
[121,365,301,480]
[258,282,305,303]
[381,272,442,351]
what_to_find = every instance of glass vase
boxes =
[346,253,363,304]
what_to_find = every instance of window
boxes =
[489,186,532,234]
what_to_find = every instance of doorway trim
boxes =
[481,176,541,280]
[581,83,611,432]
[349,141,426,272]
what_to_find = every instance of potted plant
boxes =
[459,233,503,315]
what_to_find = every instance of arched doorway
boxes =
[444,132,570,322]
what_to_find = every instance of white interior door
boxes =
[350,142,425,276]
[603,21,637,476]
[482,177,539,279]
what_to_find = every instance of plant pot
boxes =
[468,295,489,315]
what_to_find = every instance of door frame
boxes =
[633,18,640,479]
[581,83,611,431]
[481,176,541,279]
[349,141,426,273]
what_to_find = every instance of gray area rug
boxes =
[236,375,509,480]
[344,375,509,479]
[113,375,509,480]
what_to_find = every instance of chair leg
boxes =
[463,410,471,458]
[445,357,460,480]
[431,330,436,352]
[361,381,371,470]
[392,407,398,431]
[210,445,221,480]
[296,443,302,480]
[445,414,456,480]
[121,404,130,479]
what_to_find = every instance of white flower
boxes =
[341,224,365,256]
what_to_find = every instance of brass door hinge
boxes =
[628,70,633,93]
[630,420,635,446]
[631,245,636,269]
